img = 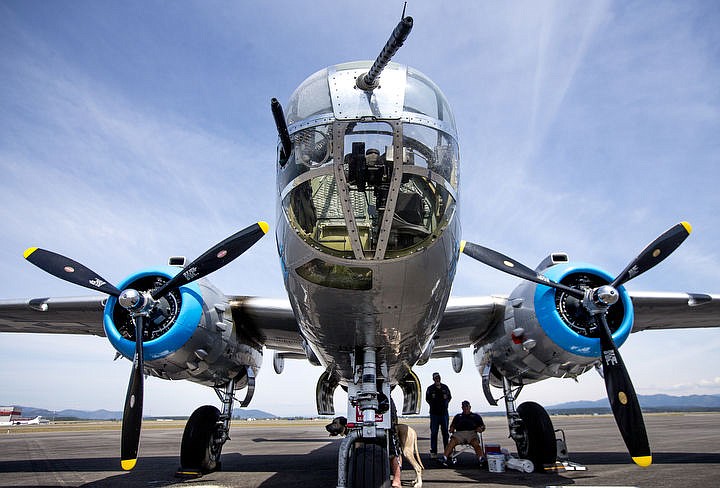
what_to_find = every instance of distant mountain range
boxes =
[548,394,720,412]
[19,407,122,420]
[12,406,276,421]
[8,394,720,420]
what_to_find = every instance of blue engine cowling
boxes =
[475,260,633,386]
[102,266,262,388]
[103,267,203,361]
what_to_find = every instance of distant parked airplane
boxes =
[0,407,47,426]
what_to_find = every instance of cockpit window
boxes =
[384,173,452,259]
[404,67,456,128]
[295,259,372,290]
[403,123,458,189]
[282,120,456,260]
[286,68,332,125]
[277,123,334,191]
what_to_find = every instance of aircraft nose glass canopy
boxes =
[280,63,458,260]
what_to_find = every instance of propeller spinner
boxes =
[460,221,692,467]
[24,221,269,470]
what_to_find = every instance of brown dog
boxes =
[325,416,348,436]
[396,424,424,487]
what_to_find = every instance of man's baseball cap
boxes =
[461,400,471,407]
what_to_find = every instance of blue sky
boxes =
[1,0,718,417]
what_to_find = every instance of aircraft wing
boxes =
[432,296,508,351]
[0,294,305,353]
[0,292,509,355]
[431,291,720,352]
[2,291,716,349]
[629,291,720,332]
[0,296,107,336]
[227,296,304,353]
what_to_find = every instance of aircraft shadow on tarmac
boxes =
[251,436,334,443]
[570,451,720,465]
[2,447,719,488]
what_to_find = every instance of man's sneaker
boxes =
[478,456,486,467]
[438,455,448,467]
[429,451,437,459]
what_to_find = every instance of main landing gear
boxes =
[499,377,557,471]
[181,405,223,473]
[178,371,255,475]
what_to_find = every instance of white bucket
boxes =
[487,453,506,473]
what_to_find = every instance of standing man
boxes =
[425,372,451,458]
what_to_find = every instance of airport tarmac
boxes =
[0,413,718,487]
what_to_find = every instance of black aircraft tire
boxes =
[516,401,556,472]
[348,441,391,488]
[180,405,222,473]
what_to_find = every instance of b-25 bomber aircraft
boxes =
[1,14,719,488]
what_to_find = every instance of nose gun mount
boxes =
[356,15,413,91]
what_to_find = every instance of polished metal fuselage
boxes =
[276,207,460,384]
[275,61,461,385]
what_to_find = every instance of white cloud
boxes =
[648,377,720,394]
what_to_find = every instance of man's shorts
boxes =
[451,430,478,444]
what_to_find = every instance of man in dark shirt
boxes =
[439,400,486,466]
[425,372,451,457]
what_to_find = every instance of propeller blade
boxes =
[460,240,584,299]
[611,222,692,288]
[24,247,121,297]
[120,315,145,470]
[596,313,651,466]
[151,221,269,299]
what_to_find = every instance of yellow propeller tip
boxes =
[680,221,692,234]
[459,240,466,253]
[258,221,270,234]
[121,458,137,470]
[632,455,652,467]
[23,247,38,259]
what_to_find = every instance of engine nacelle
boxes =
[475,259,634,387]
[103,266,262,389]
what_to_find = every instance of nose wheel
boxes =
[348,439,391,488]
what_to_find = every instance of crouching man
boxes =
[438,400,486,467]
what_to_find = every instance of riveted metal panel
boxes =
[328,64,406,120]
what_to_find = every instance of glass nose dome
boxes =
[279,61,459,261]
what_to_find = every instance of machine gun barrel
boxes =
[271,98,292,165]
[357,16,413,91]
